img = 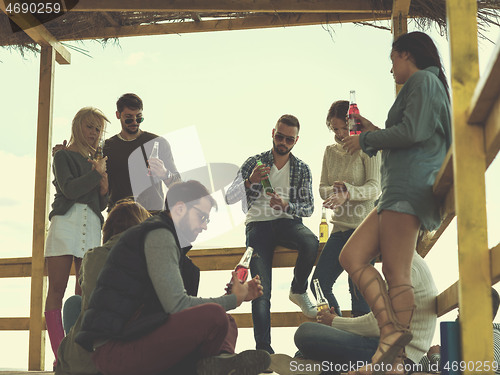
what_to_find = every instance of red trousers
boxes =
[92,303,237,375]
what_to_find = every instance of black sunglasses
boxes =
[124,117,145,124]
[274,132,296,145]
[192,206,210,225]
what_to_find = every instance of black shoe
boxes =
[196,349,271,375]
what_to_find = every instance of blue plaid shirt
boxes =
[225,150,314,218]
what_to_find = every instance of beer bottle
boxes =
[256,160,274,194]
[227,247,254,292]
[94,137,105,160]
[348,90,362,136]
[147,141,159,176]
[313,278,329,313]
[319,207,329,244]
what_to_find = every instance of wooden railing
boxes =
[0,245,333,332]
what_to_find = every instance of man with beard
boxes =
[76,180,271,375]
[225,114,319,354]
[104,93,180,211]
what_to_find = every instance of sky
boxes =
[0,18,499,371]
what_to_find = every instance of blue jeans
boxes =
[294,322,378,374]
[311,229,371,317]
[246,218,319,354]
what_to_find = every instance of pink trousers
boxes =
[92,303,237,375]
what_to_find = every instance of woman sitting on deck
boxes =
[55,199,151,375]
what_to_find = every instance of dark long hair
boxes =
[392,31,449,100]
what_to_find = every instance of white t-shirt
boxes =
[245,160,294,225]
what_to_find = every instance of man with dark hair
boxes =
[76,180,271,375]
[225,114,319,354]
[104,93,181,212]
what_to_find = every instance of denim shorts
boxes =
[384,200,416,216]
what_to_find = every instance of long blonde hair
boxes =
[68,107,110,158]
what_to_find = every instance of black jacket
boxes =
[75,212,199,352]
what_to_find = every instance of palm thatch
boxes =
[1,0,499,57]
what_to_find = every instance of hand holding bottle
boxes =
[249,162,271,185]
[346,113,379,133]
[88,156,108,176]
[149,158,171,180]
[316,306,337,326]
[230,273,263,306]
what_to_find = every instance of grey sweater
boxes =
[50,150,108,224]
[144,228,237,313]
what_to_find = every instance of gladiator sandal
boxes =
[345,265,413,375]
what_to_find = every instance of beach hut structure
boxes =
[0,1,499,373]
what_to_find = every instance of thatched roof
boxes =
[1,0,499,57]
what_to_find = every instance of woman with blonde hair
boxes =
[45,107,110,366]
[56,199,151,375]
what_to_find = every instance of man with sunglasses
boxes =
[225,114,319,355]
[76,180,271,375]
[104,93,180,212]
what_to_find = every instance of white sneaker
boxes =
[269,353,322,375]
[289,289,317,319]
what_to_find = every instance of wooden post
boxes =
[28,45,55,371]
[391,0,410,94]
[446,0,493,373]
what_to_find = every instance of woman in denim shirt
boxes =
[340,31,451,374]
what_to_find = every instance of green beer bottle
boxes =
[256,160,274,194]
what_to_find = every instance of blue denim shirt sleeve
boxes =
[360,68,445,152]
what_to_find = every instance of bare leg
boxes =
[340,209,419,375]
[379,210,419,339]
[46,255,73,311]
[74,257,82,296]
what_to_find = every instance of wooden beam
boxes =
[54,12,390,41]
[28,45,55,372]
[0,1,71,64]
[0,317,45,331]
[71,0,385,13]
[484,95,500,167]
[0,245,323,279]
[391,0,411,94]
[435,243,500,316]
[436,281,459,317]
[468,35,500,125]
[468,36,500,167]
[0,311,353,330]
[447,0,493,372]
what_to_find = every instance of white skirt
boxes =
[45,203,101,258]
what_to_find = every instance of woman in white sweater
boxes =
[312,100,381,317]
[295,252,437,372]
